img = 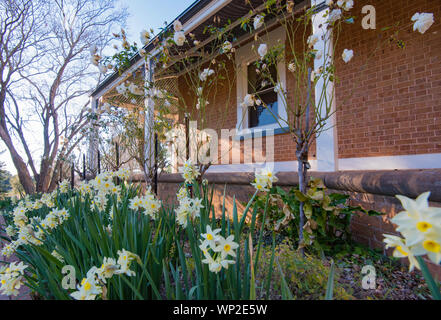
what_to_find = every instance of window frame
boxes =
[235,26,287,138]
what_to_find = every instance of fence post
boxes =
[70,163,75,189]
[154,133,158,195]
[115,142,120,185]
[185,114,189,162]
[83,154,86,181]
[184,114,192,197]
[97,150,101,175]
[115,142,120,170]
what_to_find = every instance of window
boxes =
[247,63,278,128]
[235,26,287,135]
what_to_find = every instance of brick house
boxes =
[89,0,441,272]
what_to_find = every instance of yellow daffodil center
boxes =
[416,221,432,233]
[423,240,441,253]
[84,282,92,291]
[1,280,5,284]
[81,278,86,286]
[395,246,408,256]
[224,244,231,252]
[207,234,213,241]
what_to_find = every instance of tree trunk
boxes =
[296,145,309,256]
[296,68,312,255]
[0,126,35,194]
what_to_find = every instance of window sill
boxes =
[233,126,290,141]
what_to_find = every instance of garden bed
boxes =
[0,168,437,300]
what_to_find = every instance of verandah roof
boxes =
[91,0,311,99]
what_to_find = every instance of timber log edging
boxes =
[131,169,441,203]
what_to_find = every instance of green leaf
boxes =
[416,256,441,300]
[276,258,293,300]
[304,203,313,219]
[325,261,335,300]
[294,190,308,202]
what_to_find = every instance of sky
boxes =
[122,0,196,43]
[0,0,196,176]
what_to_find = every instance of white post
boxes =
[312,0,338,172]
[144,58,155,175]
[88,96,99,174]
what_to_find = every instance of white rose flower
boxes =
[342,49,354,63]
[411,13,434,34]
[253,15,264,30]
[89,45,97,55]
[140,29,150,45]
[307,34,319,48]
[274,82,285,94]
[337,0,353,11]
[199,68,214,82]
[258,43,267,58]
[242,94,255,107]
[173,20,183,32]
[174,31,186,46]
[90,55,100,66]
[328,8,342,23]
[222,41,232,52]
[128,83,143,95]
[315,50,323,60]
[311,70,316,82]
[98,64,107,74]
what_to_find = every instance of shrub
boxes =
[254,178,384,256]
[256,239,354,300]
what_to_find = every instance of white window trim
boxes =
[235,26,287,138]
[204,153,441,173]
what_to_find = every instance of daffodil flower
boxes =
[383,234,424,272]
[213,235,239,259]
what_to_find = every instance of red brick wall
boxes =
[171,0,440,166]
[335,0,441,159]
[175,25,317,165]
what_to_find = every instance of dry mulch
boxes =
[330,254,431,300]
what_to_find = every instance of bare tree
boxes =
[0,0,128,194]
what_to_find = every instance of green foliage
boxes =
[0,161,11,196]
[0,182,251,299]
[0,177,362,300]
[254,177,384,256]
[257,240,353,300]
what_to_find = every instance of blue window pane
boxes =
[249,100,278,128]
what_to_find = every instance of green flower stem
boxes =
[416,256,441,300]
